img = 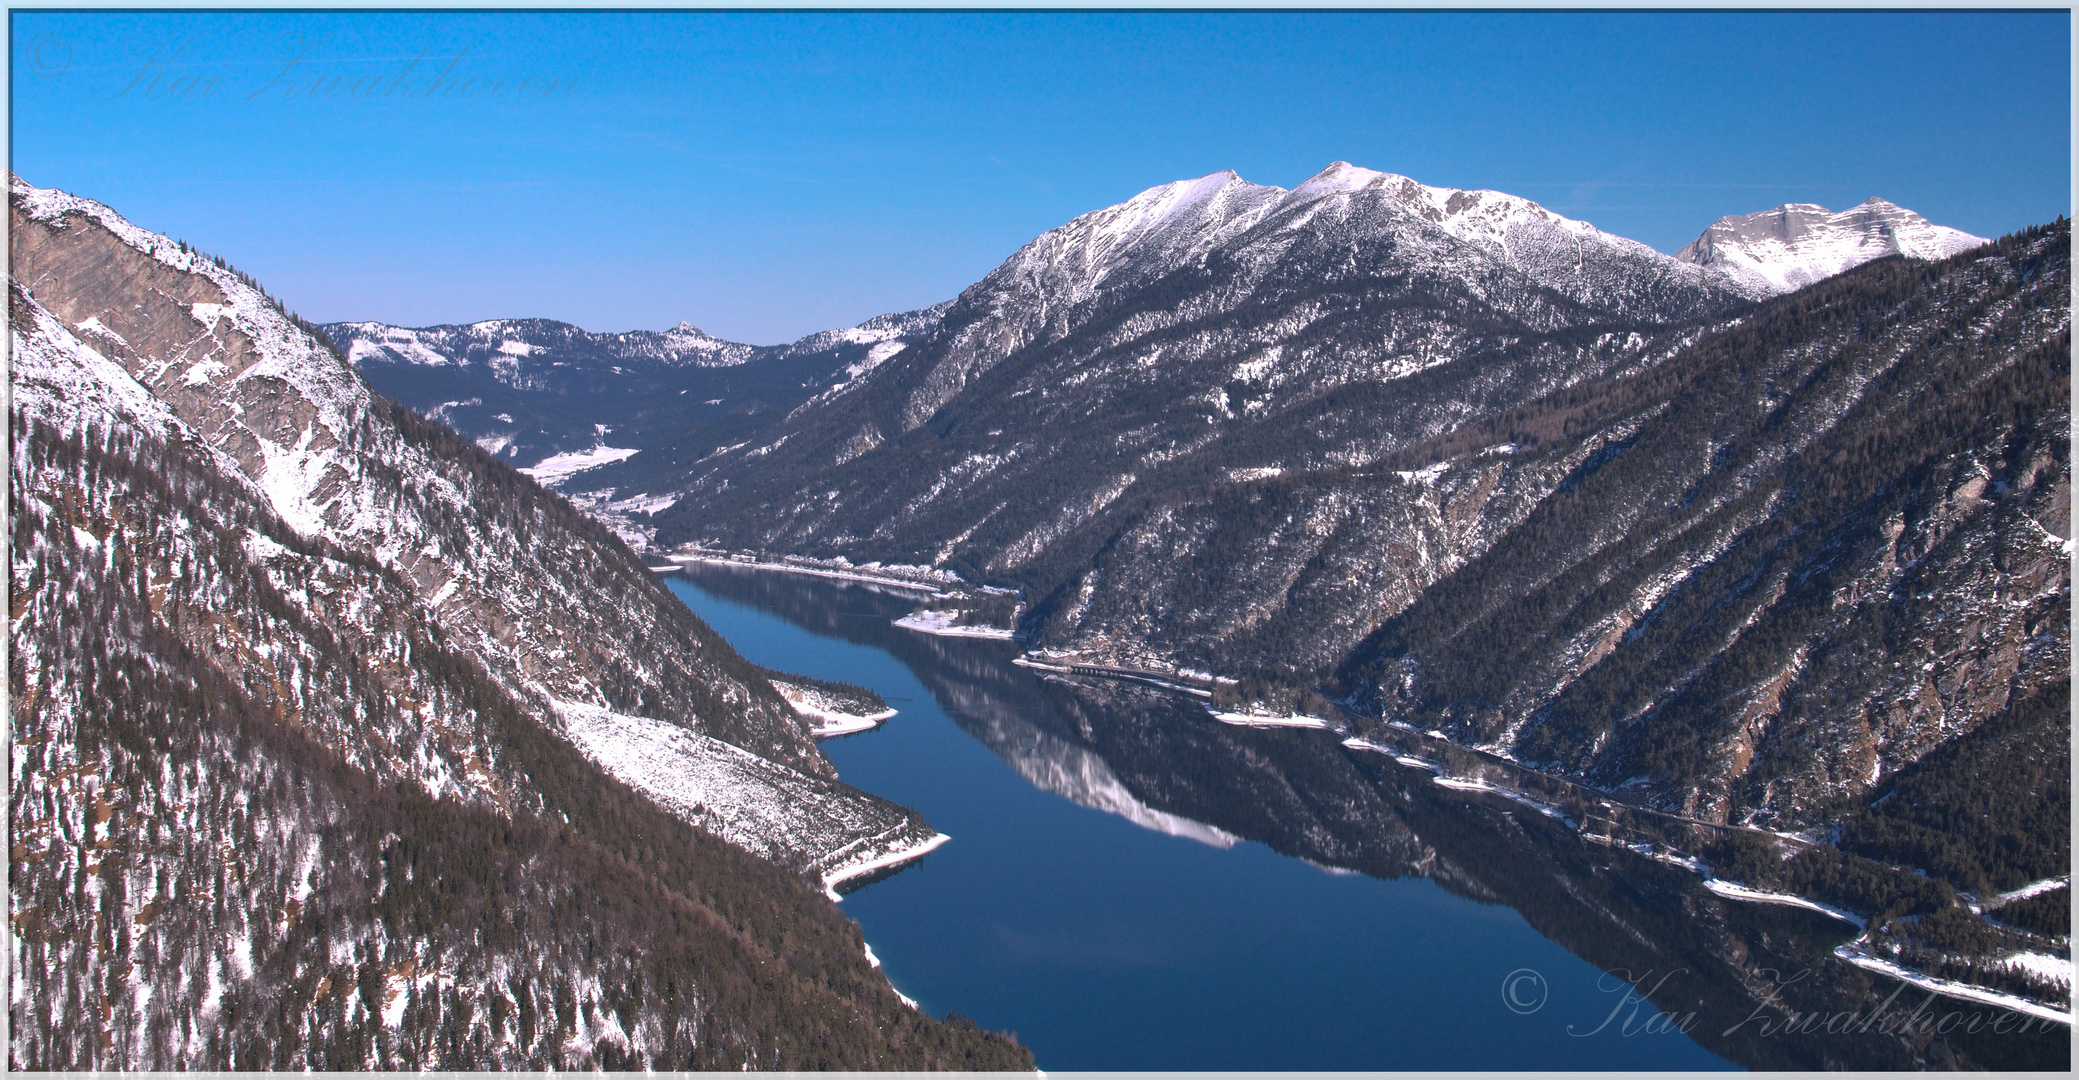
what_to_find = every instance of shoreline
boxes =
[1701,878,1865,928]
[822,831,953,901]
[1831,943,2072,1025]
[1015,656,1216,698]
[1431,773,1575,823]
[861,942,921,1010]
[669,551,951,596]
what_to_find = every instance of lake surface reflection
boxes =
[665,563,2061,1071]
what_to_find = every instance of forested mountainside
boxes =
[627,164,2060,844]
[321,304,948,479]
[8,178,1029,1069]
[1340,225,2070,830]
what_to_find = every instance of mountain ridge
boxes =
[321,164,1988,509]
[10,175,838,779]
[321,302,951,479]
[629,166,2062,842]
[10,175,1030,1068]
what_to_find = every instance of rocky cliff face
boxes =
[1676,198,1989,296]
[9,178,1021,1069]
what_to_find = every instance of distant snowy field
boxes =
[521,444,640,487]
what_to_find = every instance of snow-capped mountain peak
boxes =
[1094,169,1250,238]
[890,160,1746,429]
[1021,168,1284,293]
[1282,161,1672,269]
[980,160,1697,329]
[1676,198,1989,296]
[1285,159,1394,200]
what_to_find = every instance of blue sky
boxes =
[11,11,2070,344]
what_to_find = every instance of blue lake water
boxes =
[665,566,1738,1071]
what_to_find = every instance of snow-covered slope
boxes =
[555,701,940,892]
[1286,161,1700,286]
[13,279,533,805]
[653,159,1754,584]
[1676,198,1989,296]
[953,161,1707,324]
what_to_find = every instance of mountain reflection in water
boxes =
[668,562,2066,1072]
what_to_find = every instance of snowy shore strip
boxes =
[554,700,939,884]
[822,831,952,901]
[1702,878,1865,927]
[861,943,921,1010]
[1013,656,1216,698]
[1341,736,1443,772]
[1430,774,1574,823]
[893,609,1018,640]
[1342,736,1571,820]
[806,711,895,739]
[1832,943,2072,1025]
[1347,734,1874,919]
[1624,843,1710,875]
[669,553,948,596]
